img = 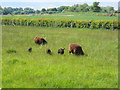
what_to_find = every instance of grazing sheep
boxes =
[58,48,65,55]
[28,47,32,52]
[46,49,52,55]
[68,43,84,55]
[34,36,47,45]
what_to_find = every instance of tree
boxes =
[20,11,25,15]
[0,6,3,15]
[24,7,35,14]
[18,8,23,12]
[13,11,20,15]
[13,8,18,11]
[105,6,114,13]
[52,8,57,11]
[46,8,57,14]
[41,8,46,12]
[67,7,76,12]
[83,3,88,7]
[57,6,69,12]
[76,3,89,12]
[73,4,79,7]
[0,3,117,15]
[101,6,115,13]
[91,2,101,12]
[35,10,40,14]
[3,7,9,15]
[24,10,29,14]
[48,8,57,11]
[7,7,13,14]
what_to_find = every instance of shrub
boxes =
[1,18,118,30]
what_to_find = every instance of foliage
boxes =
[35,10,40,14]
[41,8,46,12]
[0,6,2,15]
[0,2,117,15]
[1,18,118,30]
[91,2,101,12]
[101,6,115,13]
[57,6,69,13]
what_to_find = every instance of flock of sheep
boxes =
[28,36,85,56]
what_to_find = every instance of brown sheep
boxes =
[68,43,84,55]
[34,36,47,45]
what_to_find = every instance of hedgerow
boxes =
[1,18,119,30]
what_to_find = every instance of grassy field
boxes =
[2,25,118,88]
[1,12,117,20]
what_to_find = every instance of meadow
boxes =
[2,25,118,88]
[1,12,118,20]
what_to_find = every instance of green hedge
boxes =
[1,18,119,30]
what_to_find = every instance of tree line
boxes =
[0,2,118,15]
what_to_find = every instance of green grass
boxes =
[1,12,117,20]
[2,25,118,88]
[6,49,16,54]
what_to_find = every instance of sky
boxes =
[1,0,119,10]
[1,0,119,2]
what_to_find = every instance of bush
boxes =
[1,18,118,30]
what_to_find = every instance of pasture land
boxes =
[1,12,117,20]
[2,25,118,88]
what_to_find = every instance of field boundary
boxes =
[1,18,119,30]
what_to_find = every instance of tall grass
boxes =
[2,18,118,30]
[2,26,118,88]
